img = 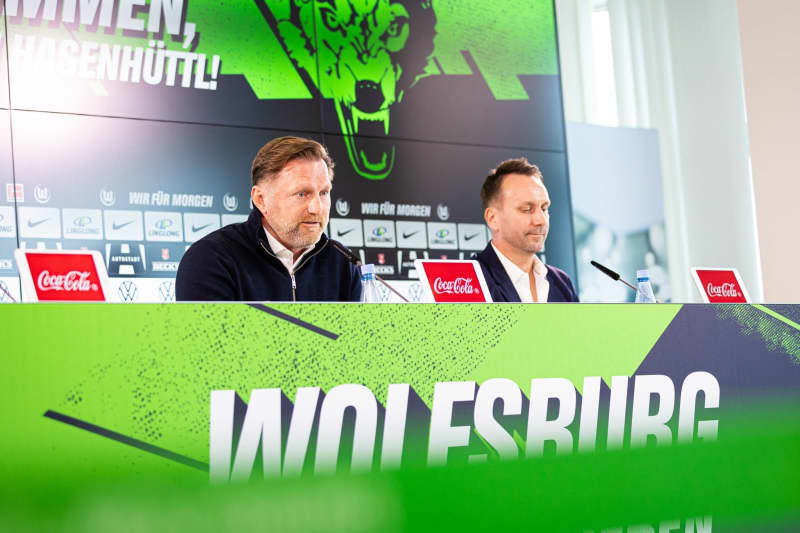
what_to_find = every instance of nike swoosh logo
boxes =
[337,228,355,237]
[192,224,211,233]
[27,218,50,228]
[464,233,480,241]
[112,221,134,231]
[402,231,419,239]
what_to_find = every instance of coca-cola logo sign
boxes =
[433,277,478,295]
[706,282,741,299]
[24,253,106,301]
[693,268,748,303]
[37,270,98,293]
[417,260,489,303]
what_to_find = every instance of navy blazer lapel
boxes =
[544,265,578,302]
[545,266,559,302]
[476,244,522,303]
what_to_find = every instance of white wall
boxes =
[556,0,764,301]
[660,0,762,301]
[738,0,800,302]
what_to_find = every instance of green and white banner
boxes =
[2,303,800,531]
[3,303,799,479]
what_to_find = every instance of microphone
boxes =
[330,239,362,266]
[590,260,639,294]
[331,240,410,303]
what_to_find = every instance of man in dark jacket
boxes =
[474,158,578,303]
[176,136,361,301]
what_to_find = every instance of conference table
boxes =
[2,303,798,532]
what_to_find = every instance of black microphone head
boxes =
[330,239,362,265]
[590,260,621,281]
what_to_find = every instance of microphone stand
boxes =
[374,274,410,303]
[590,260,659,303]
[0,281,17,303]
[617,277,639,293]
[331,241,410,303]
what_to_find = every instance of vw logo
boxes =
[117,281,138,303]
[408,283,424,302]
[376,283,391,302]
[158,281,175,302]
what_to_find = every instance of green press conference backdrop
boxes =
[0,0,576,303]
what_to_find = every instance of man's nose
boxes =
[532,208,547,225]
[307,194,322,214]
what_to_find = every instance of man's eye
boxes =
[321,190,330,197]
[297,192,306,198]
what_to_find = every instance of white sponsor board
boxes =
[221,214,248,226]
[104,210,144,241]
[363,219,396,248]
[0,276,21,303]
[457,223,488,251]
[183,212,221,242]
[329,218,363,247]
[396,221,427,249]
[62,208,103,240]
[0,206,16,238]
[427,222,458,250]
[145,211,183,242]
[104,277,179,302]
[18,207,61,239]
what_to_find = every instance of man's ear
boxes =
[484,206,496,232]
[251,185,266,213]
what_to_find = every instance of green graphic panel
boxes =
[0,303,681,483]
[189,1,312,99]
[432,0,559,98]
[471,304,682,392]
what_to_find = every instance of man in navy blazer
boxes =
[474,158,579,303]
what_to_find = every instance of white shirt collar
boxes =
[491,242,549,303]
[263,225,318,274]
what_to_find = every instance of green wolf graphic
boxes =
[266,0,437,180]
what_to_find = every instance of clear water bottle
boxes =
[635,269,657,303]
[360,264,381,303]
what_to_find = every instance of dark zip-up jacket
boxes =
[176,208,361,302]
[474,243,579,303]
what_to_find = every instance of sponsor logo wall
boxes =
[1,1,576,302]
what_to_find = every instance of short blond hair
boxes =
[251,136,334,186]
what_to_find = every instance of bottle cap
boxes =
[636,269,650,280]
[360,264,375,276]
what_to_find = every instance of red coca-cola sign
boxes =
[24,252,106,301]
[692,268,748,303]
[415,260,491,303]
